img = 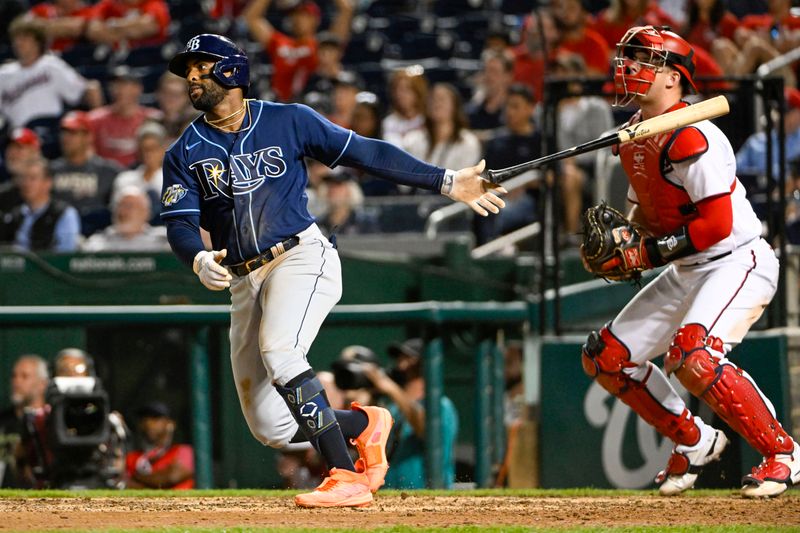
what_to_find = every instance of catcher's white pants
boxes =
[228,223,342,448]
[609,237,780,418]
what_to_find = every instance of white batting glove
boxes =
[193,249,232,291]
[441,160,507,217]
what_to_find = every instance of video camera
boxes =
[28,376,124,489]
[331,345,380,390]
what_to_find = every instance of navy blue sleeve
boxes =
[166,215,204,269]
[293,104,444,192]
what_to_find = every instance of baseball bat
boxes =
[485,95,730,183]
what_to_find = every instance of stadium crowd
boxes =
[0,0,799,252]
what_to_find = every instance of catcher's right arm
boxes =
[580,204,658,282]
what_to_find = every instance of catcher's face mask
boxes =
[613,26,667,107]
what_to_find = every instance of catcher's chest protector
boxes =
[618,122,696,236]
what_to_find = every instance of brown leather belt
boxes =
[230,236,300,276]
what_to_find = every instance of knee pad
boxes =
[668,324,793,456]
[582,327,699,445]
[581,326,636,381]
[275,372,339,444]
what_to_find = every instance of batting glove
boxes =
[193,249,232,291]
[441,160,507,217]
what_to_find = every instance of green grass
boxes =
[0,487,767,498]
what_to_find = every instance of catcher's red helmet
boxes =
[613,26,697,106]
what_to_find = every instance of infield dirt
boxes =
[1,494,799,531]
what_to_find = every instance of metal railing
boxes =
[0,301,531,489]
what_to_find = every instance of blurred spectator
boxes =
[316,170,373,236]
[26,0,96,53]
[85,0,171,49]
[112,121,167,220]
[155,72,197,143]
[362,338,459,489]
[125,401,195,489]
[0,17,102,156]
[512,8,560,104]
[328,70,362,128]
[304,31,346,96]
[483,26,513,56]
[739,0,800,55]
[402,83,481,177]
[51,111,122,236]
[244,0,354,102]
[718,0,799,84]
[590,0,679,50]
[683,0,741,54]
[82,186,169,252]
[0,129,44,213]
[468,49,515,137]
[349,93,399,196]
[474,84,541,246]
[87,66,163,168]
[736,87,800,178]
[552,0,611,75]
[0,355,49,488]
[382,66,428,147]
[786,166,800,244]
[551,53,614,238]
[0,158,81,252]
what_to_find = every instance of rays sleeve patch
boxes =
[162,184,188,207]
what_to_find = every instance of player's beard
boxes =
[190,81,227,112]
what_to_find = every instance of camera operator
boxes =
[0,355,49,488]
[333,339,459,489]
[21,348,128,489]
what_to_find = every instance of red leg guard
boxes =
[668,323,794,457]
[582,327,700,446]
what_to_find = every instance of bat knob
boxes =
[484,169,501,184]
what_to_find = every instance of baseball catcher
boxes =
[580,203,671,282]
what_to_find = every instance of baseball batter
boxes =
[160,34,506,508]
[580,26,799,497]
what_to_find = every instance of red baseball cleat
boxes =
[294,466,373,508]
[742,440,800,498]
[350,402,394,493]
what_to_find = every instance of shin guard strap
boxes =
[276,377,338,440]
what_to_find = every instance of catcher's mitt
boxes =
[580,203,647,282]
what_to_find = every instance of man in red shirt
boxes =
[27,0,95,52]
[125,402,194,489]
[512,9,560,104]
[552,0,611,75]
[85,0,170,49]
[244,0,354,102]
[86,66,162,168]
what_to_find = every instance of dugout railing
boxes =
[0,301,533,489]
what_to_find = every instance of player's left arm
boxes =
[295,105,506,216]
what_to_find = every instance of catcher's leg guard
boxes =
[665,323,794,458]
[582,327,700,446]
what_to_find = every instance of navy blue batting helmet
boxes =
[169,34,249,94]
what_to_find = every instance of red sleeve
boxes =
[687,193,733,250]
[175,445,195,472]
[29,4,53,17]
[141,0,171,35]
[91,0,114,19]
[719,12,740,40]
[125,451,142,478]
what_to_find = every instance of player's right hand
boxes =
[193,249,232,291]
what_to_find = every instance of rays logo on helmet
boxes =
[162,184,188,207]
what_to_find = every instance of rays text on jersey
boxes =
[190,147,288,199]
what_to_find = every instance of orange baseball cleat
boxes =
[350,402,394,493]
